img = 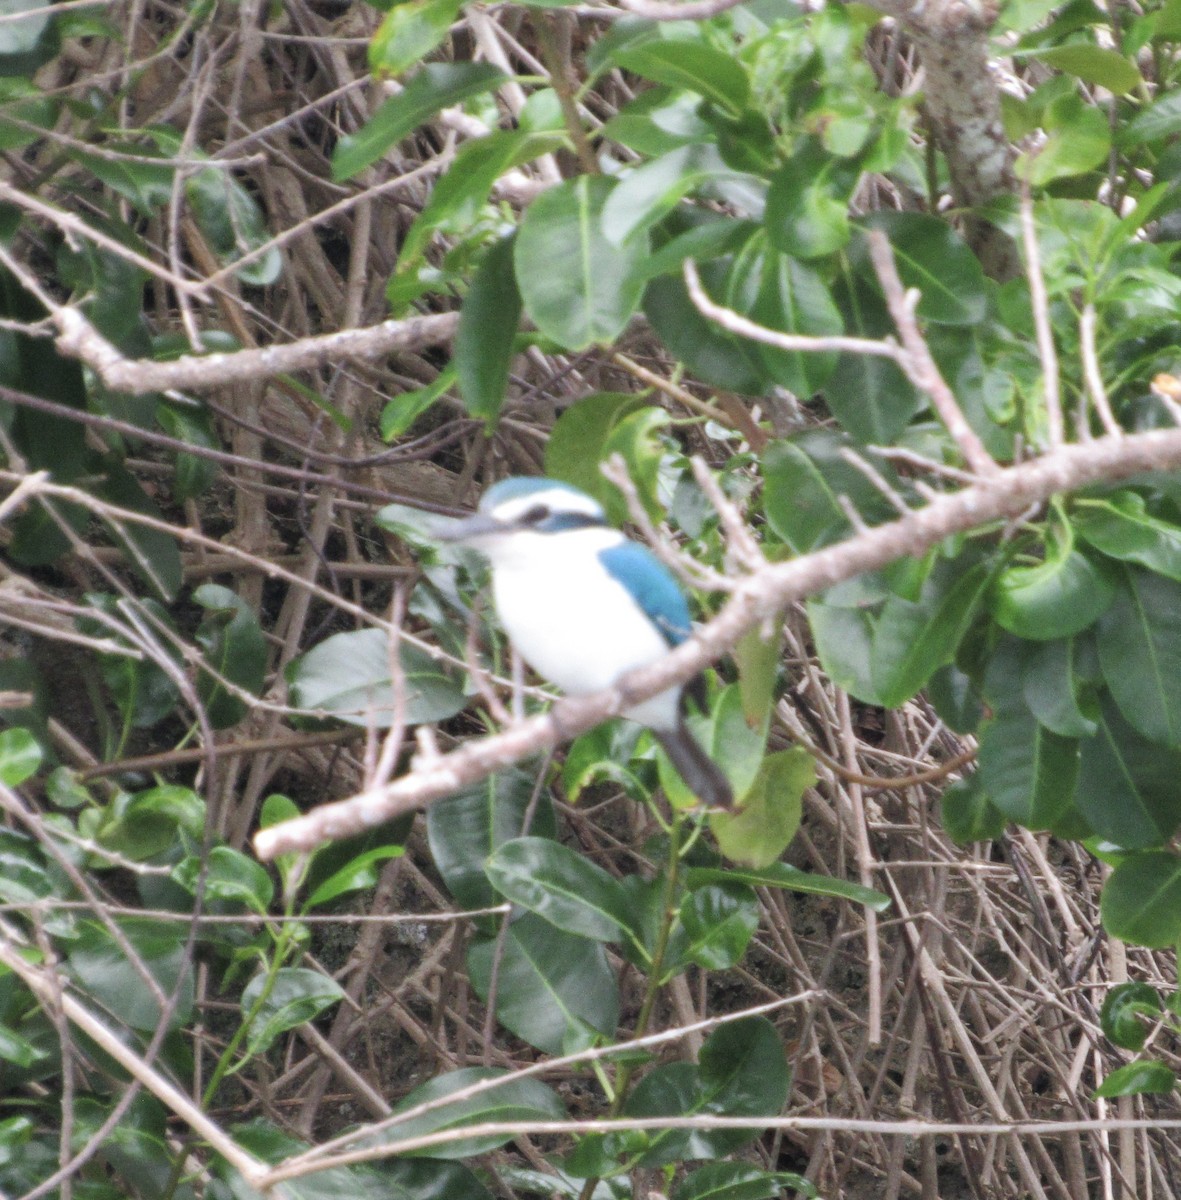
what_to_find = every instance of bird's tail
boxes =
[654,720,733,810]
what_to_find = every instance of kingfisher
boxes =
[443,476,733,810]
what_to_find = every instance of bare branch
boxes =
[1019,186,1065,446]
[254,424,1181,861]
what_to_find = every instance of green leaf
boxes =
[368,0,461,78]
[941,774,1006,844]
[303,844,404,910]
[0,0,57,76]
[98,784,206,862]
[672,1163,818,1200]
[764,431,899,552]
[68,918,193,1031]
[426,769,555,913]
[456,234,522,429]
[468,912,619,1054]
[1094,1059,1175,1099]
[623,1017,789,1165]
[1076,494,1181,582]
[1017,92,1110,186]
[379,1067,566,1159]
[765,141,855,261]
[0,727,40,786]
[194,583,268,729]
[1102,849,1181,947]
[96,462,184,602]
[732,240,842,396]
[287,627,465,728]
[993,542,1115,641]
[643,266,768,395]
[686,863,891,911]
[711,747,812,868]
[241,968,345,1058]
[1075,695,1181,849]
[1097,567,1181,745]
[602,144,748,247]
[872,563,992,707]
[331,64,507,181]
[380,364,455,439]
[186,166,282,286]
[806,602,880,703]
[676,882,759,971]
[173,845,275,913]
[857,213,987,327]
[612,41,749,118]
[1021,638,1098,738]
[1021,43,1141,94]
[515,176,649,350]
[1122,90,1181,146]
[978,702,1079,832]
[485,837,634,943]
[1100,982,1161,1052]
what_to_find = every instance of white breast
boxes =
[485,528,681,730]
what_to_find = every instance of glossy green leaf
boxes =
[764,431,899,552]
[544,392,642,498]
[807,602,880,703]
[1100,982,1161,1051]
[515,176,649,349]
[658,684,765,810]
[737,243,842,396]
[612,41,749,118]
[872,563,991,707]
[676,882,759,970]
[1076,493,1181,582]
[643,268,768,395]
[241,968,345,1058]
[368,0,461,78]
[1018,92,1110,186]
[287,627,465,728]
[686,863,890,911]
[194,583,268,729]
[941,774,1006,844]
[765,141,856,261]
[304,845,404,910]
[1022,43,1141,95]
[711,747,812,868]
[1097,567,1181,745]
[602,144,747,247]
[1021,638,1099,738]
[98,784,206,862]
[1102,850,1181,947]
[468,912,619,1054]
[331,64,507,181]
[1122,90,1181,146]
[380,365,455,439]
[1094,1059,1176,1099]
[0,727,40,786]
[733,624,782,730]
[174,845,275,913]
[380,1067,566,1159]
[978,704,1078,831]
[426,769,555,913]
[0,0,56,76]
[857,213,987,327]
[485,836,634,942]
[456,234,522,429]
[1075,695,1181,849]
[623,1017,788,1165]
[672,1163,818,1200]
[186,166,281,287]
[68,919,193,1031]
[993,543,1115,641]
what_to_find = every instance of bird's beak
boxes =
[437,512,509,544]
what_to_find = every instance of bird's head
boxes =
[442,478,608,550]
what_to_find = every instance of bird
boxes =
[442,476,733,810]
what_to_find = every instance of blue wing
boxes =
[598,540,692,647]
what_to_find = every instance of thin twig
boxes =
[1019,185,1065,447]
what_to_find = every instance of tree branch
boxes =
[254,425,1181,861]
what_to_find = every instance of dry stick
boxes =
[1080,302,1123,439]
[255,423,1181,861]
[864,230,1001,477]
[1019,184,1065,447]
[0,934,271,1189]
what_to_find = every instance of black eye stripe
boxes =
[522,504,550,524]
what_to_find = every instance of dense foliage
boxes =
[4,1,1181,1198]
